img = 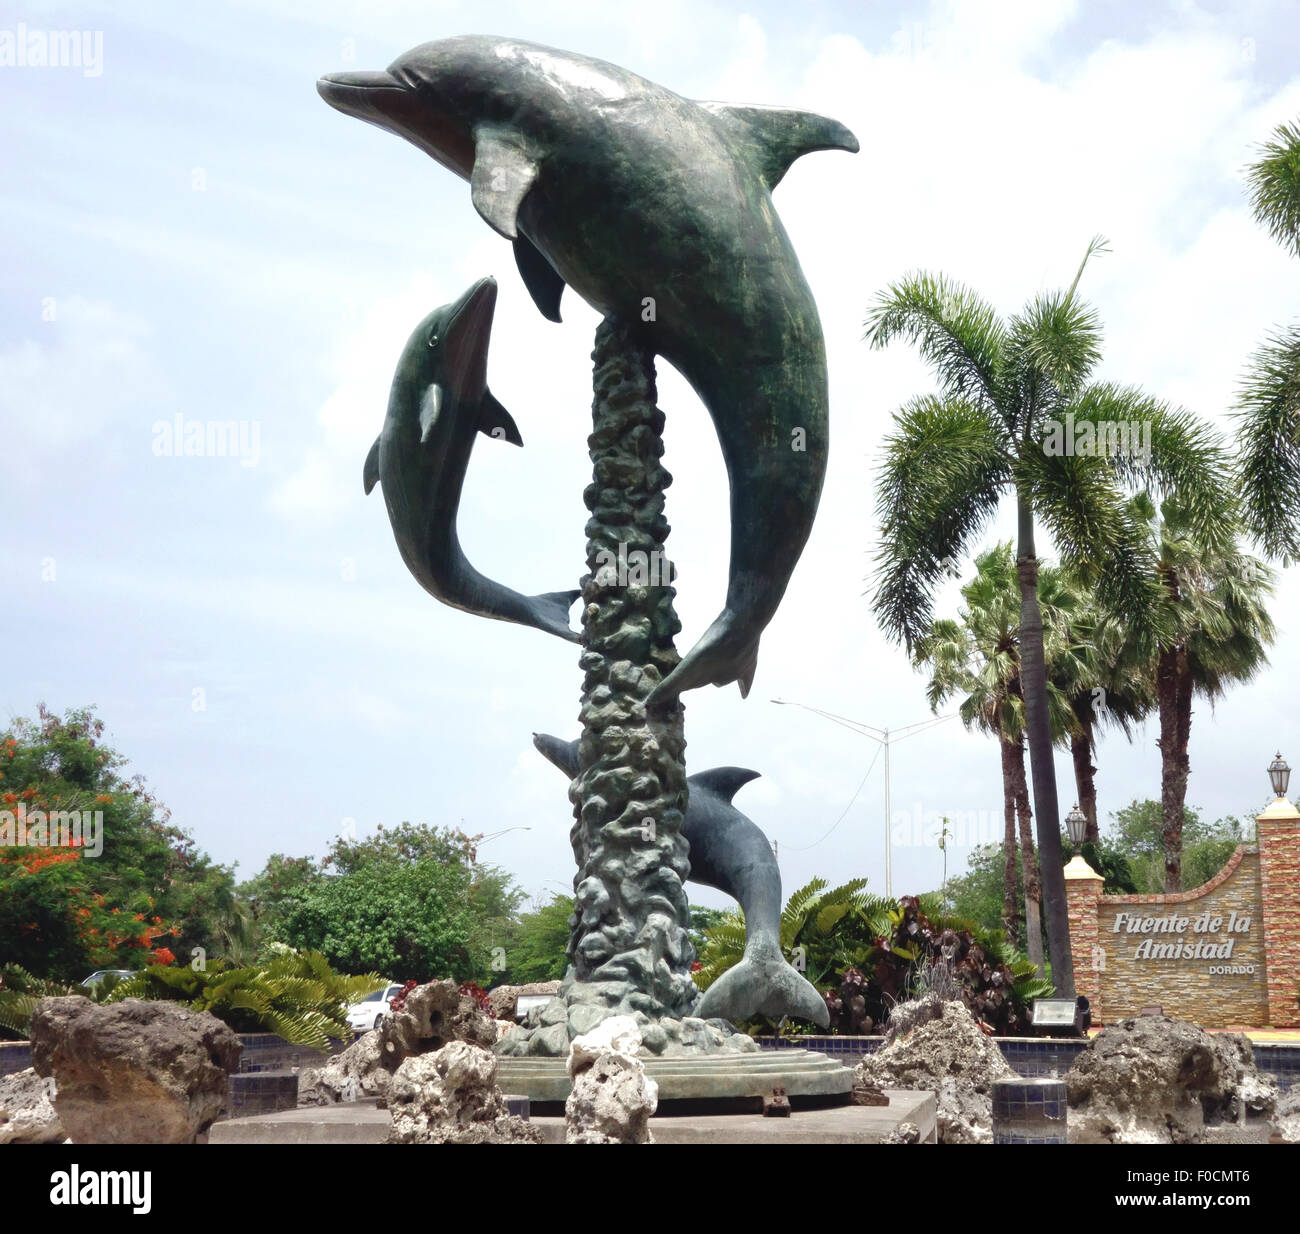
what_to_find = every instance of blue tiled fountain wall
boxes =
[758,1034,1300,1089]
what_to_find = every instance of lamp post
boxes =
[1064,803,1087,846]
[771,699,955,896]
[1268,752,1290,799]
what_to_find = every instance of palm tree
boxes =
[1048,581,1154,842]
[866,240,1233,996]
[918,544,1077,974]
[1237,118,1300,557]
[1132,494,1276,889]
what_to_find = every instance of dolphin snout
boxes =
[316,70,408,121]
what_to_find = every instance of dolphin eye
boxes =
[427,332,440,348]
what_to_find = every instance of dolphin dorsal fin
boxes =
[691,766,761,801]
[478,390,523,446]
[470,126,539,240]
[514,234,565,323]
[363,435,381,495]
[697,103,859,190]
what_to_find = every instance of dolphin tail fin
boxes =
[696,940,830,1029]
[697,102,859,191]
[646,627,762,708]
[363,436,381,495]
[735,638,760,698]
[531,589,582,642]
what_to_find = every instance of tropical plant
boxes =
[1129,495,1275,889]
[915,543,1081,971]
[692,878,894,1010]
[0,950,385,1051]
[1047,578,1154,841]
[865,240,1234,994]
[1237,117,1300,556]
[818,895,1052,1036]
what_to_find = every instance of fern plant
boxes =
[693,878,894,1027]
[0,951,385,1051]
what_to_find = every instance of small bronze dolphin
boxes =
[533,732,830,1028]
[365,277,579,641]
[321,36,857,704]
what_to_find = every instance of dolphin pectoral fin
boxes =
[470,126,539,240]
[363,435,381,495]
[418,383,444,444]
[478,391,523,446]
[690,767,761,802]
[695,944,831,1029]
[697,102,860,190]
[513,234,565,323]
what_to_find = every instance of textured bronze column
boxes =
[563,317,697,1023]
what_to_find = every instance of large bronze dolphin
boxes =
[319,36,857,705]
[365,277,579,642]
[533,733,830,1027]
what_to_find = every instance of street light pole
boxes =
[772,700,955,897]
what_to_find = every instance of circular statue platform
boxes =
[496,1049,855,1112]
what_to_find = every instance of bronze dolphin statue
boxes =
[533,732,830,1027]
[320,35,857,704]
[365,276,579,642]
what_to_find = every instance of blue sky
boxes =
[4,0,1300,918]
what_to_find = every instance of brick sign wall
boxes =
[1067,799,1300,1029]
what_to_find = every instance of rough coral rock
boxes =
[29,997,241,1144]
[299,978,496,1107]
[882,1121,921,1144]
[1066,1014,1278,1144]
[0,1067,65,1144]
[1272,1085,1300,1143]
[853,993,1012,1144]
[497,993,759,1058]
[564,1015,658,1144]
[385,1041,540,1144]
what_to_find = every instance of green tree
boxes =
[1108,799,1252,894]
[263,823,521,984]
[1129,496,1275,889]
[0,706,242,982]
[499,894,575,985]
[1237,117,1300,556]
[866,240,1233,995]
[915,543,1079,971]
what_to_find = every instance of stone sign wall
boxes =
[1067,798,1300,1029]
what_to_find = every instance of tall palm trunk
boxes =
[1156,643,1193,891]
[1009,732,1045,974]
[997,733,1021,948]
[1070,709,1100,842]
[1015,497,1075,996]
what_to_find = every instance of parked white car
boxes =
[346,983,404,1032]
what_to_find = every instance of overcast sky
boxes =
[4,0,1299,916]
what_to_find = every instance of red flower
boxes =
[151,947,176,965]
